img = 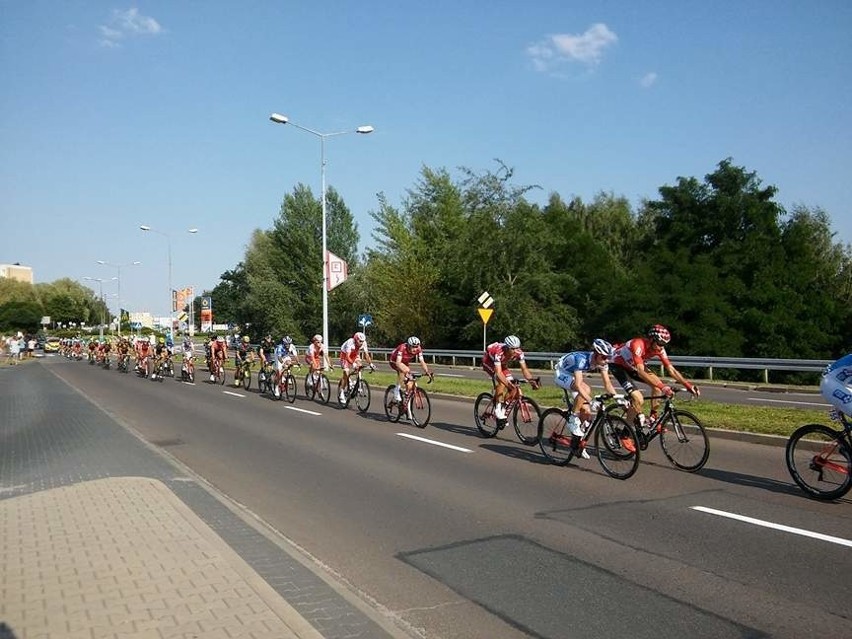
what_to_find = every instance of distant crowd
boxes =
[2,332,37,365]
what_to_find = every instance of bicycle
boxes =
[340,365,372,413]
[234,357,253,390]
[180,356,195,383]
[209,356,226,385]
[608,387,710,472]
[257,360,275,395]
[473,378,543,445]
[384,373,433,427]
[116,352,130,374]
[304,368,331,404]
[785,410,852,500]
[538,393,641,480]
[275,363,300,403]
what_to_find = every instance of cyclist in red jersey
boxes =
[389,336,433,404]
[482,335,540,425]
[610,324,700,430]
[209,335,228,382]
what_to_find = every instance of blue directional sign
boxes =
[358,314,373,327]
[130,322,142,330]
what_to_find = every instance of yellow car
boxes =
[43,337,61,353]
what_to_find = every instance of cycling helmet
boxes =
[282,335,292,347]
[592,338,615,357]
[158,337,165,344]
[354,331,366,343]
[504,335,521,349]
[312,334,323,343]
[407,336,421,347]
[211,334,218,340]
[216,336,224,343]
[648,324,671,346]
[242,335,250,343]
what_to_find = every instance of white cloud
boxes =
[98,8,163,47]
[527,23,618,72]
[639,72,658,88]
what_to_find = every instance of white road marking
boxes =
[285,406,322,416]
[436,373,465,378]
[222,390,246,398]
[691,506,852,548]
[746,397,829,407]
[396,433,473,453]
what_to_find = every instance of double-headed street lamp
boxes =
[96,260,141,336]
[82,276,117,340]
[139,226,198,336]
[269,113,374,346]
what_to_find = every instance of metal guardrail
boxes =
[359,348,830,383]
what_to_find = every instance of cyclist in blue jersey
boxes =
[821,353,852,419]
[553,339,618,457]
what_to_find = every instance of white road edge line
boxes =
[691,506,852,548]
[285,406,322,416]
[436,373,465,378]
[396,433,473,453]
[222,390,246,398]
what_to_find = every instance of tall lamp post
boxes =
[269,112,373,347]
[139,226,198,337]
[97,260,141,336]
[82,276,117,341]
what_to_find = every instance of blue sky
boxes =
[2,2,850,317]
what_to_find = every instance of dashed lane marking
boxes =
[691,506,852,548]
[285,406,323,416]
[396,433,473,453]
[222,390,246,398]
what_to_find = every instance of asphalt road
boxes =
[44,356,851,639]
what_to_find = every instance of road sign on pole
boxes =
[477,291,495,351]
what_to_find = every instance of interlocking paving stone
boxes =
[1,362,401,638]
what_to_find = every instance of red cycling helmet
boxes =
[648,324,671,346]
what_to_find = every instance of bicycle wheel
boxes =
[355,380,371,413]
[304,373,315,399]
[538,408,575,466]
[243,368,252,391]
[384,386,402,423]
[513,397,543,445]
[595,415,640,480]
[785,424,852,500]
[284,374,297,403]
[659,409,710,472]
[409,388,431,428]
[317,373,331,404]
[474,392,500,438]
[217,364,225,385]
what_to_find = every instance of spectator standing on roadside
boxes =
[27,336,36,358]
[9,334,21,364]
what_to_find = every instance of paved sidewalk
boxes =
[0,361,405,639]
[1,477,320,639]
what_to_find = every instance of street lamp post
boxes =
[82,276,117,341]
[268,113,373,346]
[97,260,141,336]
[139,226,198,338]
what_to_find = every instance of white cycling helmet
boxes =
[312,334,323,343]
[504,335,521,349]
[407,336,421,347]
[592,338,615,357]
[354,331,366,343]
